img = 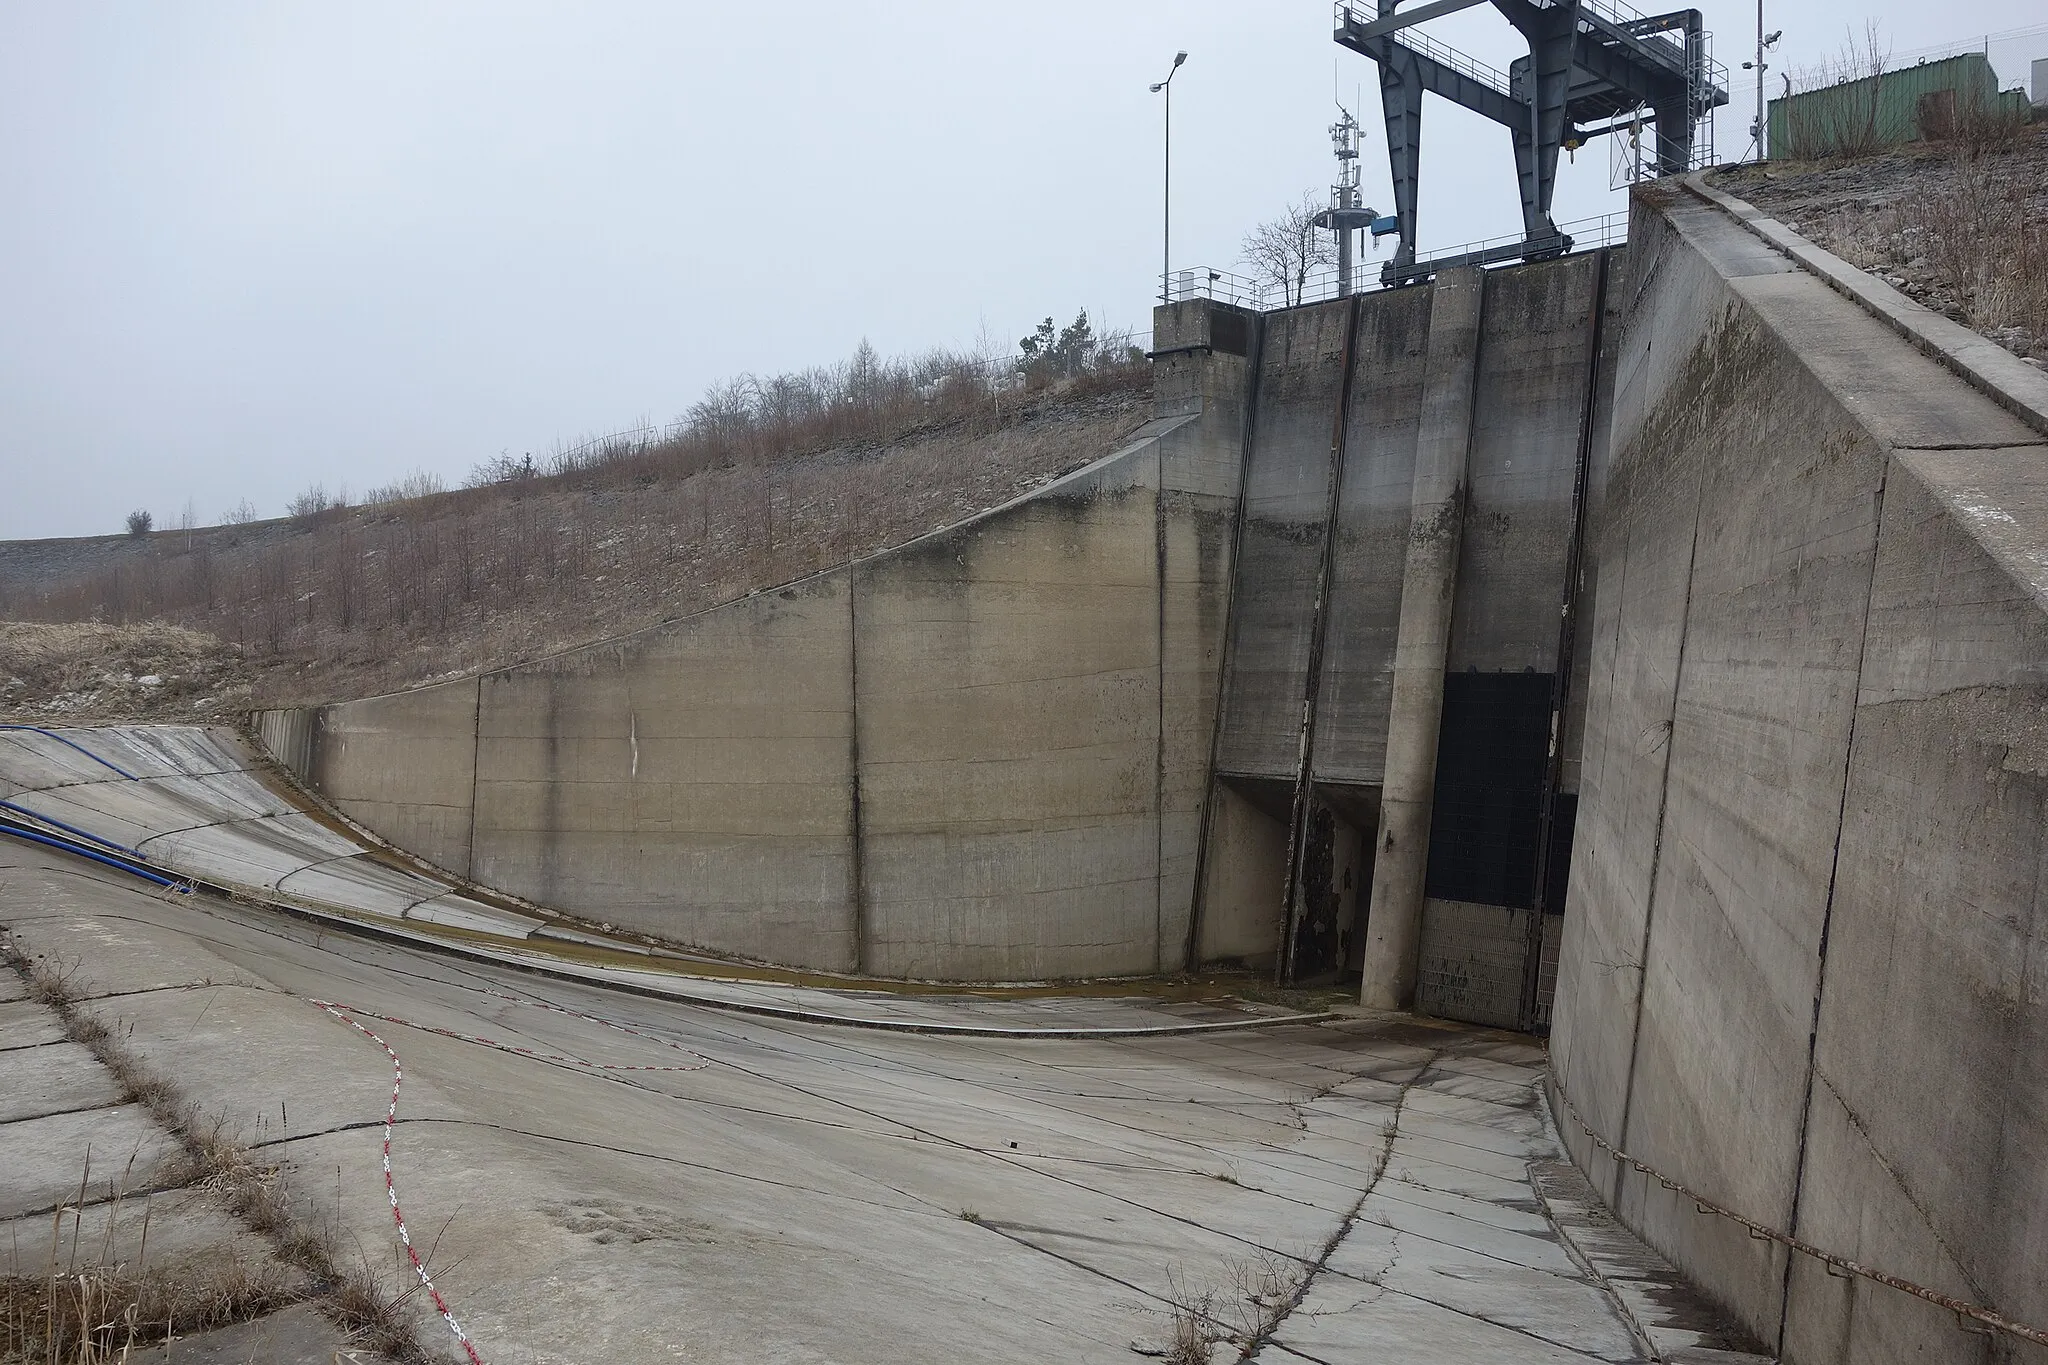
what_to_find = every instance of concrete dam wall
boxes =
[243,178,2048,1359]
[1549,184,2048,1363]
[257,255,1612,994]
[1196,252,1611,1031]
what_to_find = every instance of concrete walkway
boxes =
[0,840,1765,1363]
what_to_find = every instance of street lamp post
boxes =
[1742,4,1782,161]
[1150,51,1187,303]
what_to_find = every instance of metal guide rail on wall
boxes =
[1548,1080,2048,1351]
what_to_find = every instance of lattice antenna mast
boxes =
[1314,103,1381,297]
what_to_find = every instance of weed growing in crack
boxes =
[1227,1249,1316,1356]
[1147,1051,1440,1362]
[2,933,436,1363]
[2,1224,297,1363]
[1157,1265,1223,1365]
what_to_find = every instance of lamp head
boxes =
[1150,82,1165,92]
[1174,51,1188,68]
[1764,30,1782,46]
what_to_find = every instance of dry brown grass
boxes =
[1,1250,297,1364]
[1820,155,2048,352]
[3,941,435,1363]
[0,621,250,722]
[1,372,1150,715]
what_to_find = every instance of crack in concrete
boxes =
[1240,1050,1440,1360]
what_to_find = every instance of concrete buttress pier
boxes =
[1358,265,1484,1010]
[1549,183,2048,1364]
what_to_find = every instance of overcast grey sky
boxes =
[4,1,2043,541]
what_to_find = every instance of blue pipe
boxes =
[0,725,140,780]
[0,820,185,891]
[0,799,142,857]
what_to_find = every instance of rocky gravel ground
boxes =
[1710,121,2048,366]
[0,621,255,723]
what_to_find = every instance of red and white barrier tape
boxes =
[311,989,713,1362]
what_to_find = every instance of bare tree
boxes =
[1242,193,1335,308]
[1782,22,1891,160]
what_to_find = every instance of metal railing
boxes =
[1333,2,1514,97]
[1575,0,1689,63]
[1163,210,1630,312]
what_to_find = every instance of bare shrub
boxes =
[285,483,340,528]
[465,451,537,488]
[123,509,152,539]
[1818,153,2048,350]
[221,499,262,525]
[1781,24,1890,160]
[1949,81,2031,159]
[1160,1266,1221,1364]
[365,469,448,506]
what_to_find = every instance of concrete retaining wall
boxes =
[259,379,1243,977]
[1549,186,2048,1363]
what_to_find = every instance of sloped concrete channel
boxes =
[0,723,1760,1361]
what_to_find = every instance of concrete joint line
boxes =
[1185,312,1266,972]
[1775,455,1888,1356]
[1614,478,1707,1152]
[133,802,302,855]
[231,876,1340,1037]
[1280,294,1363,984]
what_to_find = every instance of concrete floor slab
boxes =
[1370,1169,1557,1236]
[0,1186,276,1279]
[0,1102,184,1218]
[0,996,67,1050]
[1371,1257,1646,1359]
[1276,1275,1621,1363]
[123,1304,349,1364]
[0,1037,124,1121]
[1348,1193,1586,1276]
[0,838,1758,1363]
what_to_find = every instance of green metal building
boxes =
[1768,51,2033,159]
